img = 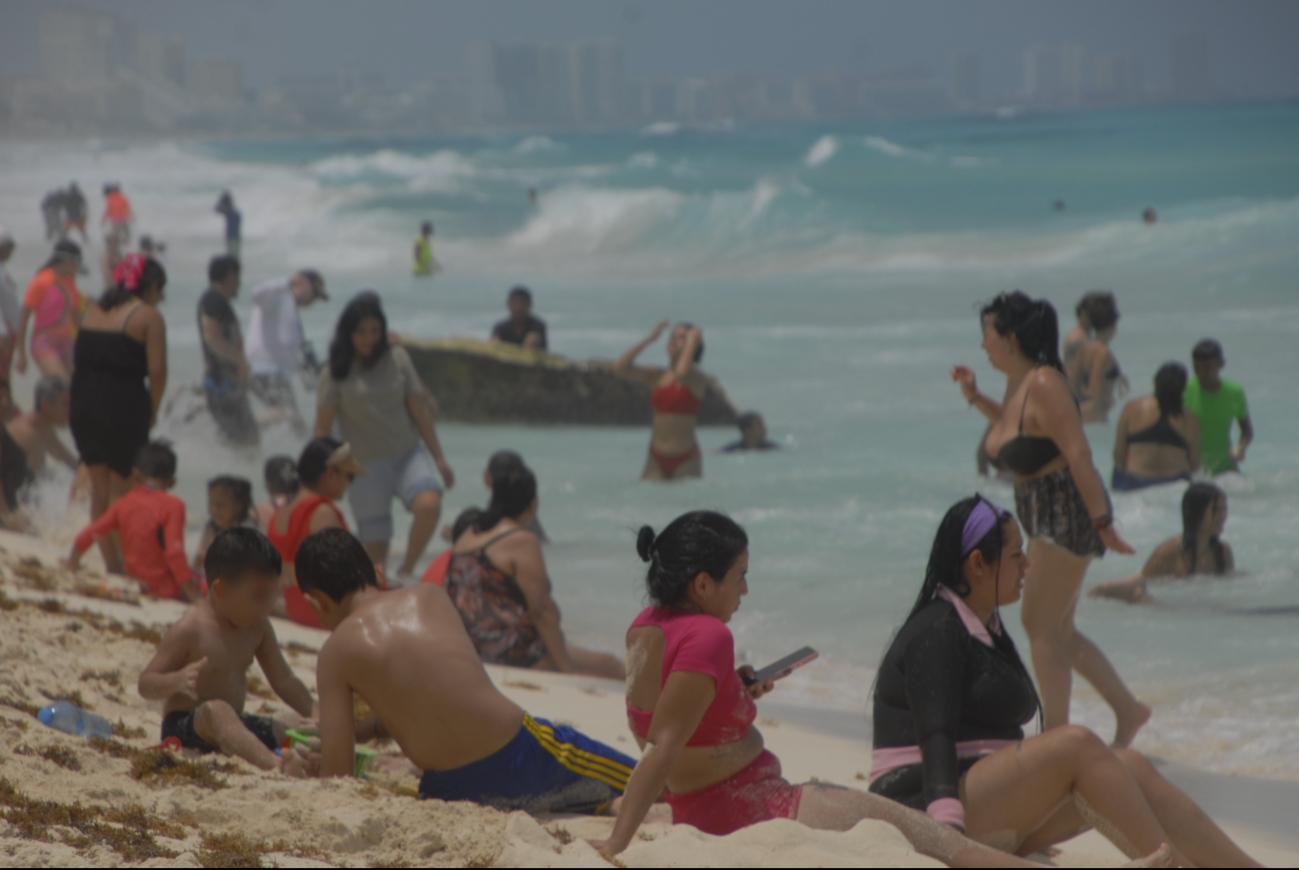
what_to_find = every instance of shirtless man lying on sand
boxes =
[138,528,316,770]
[296,527,636,813]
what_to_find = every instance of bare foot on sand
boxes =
[1114,701,1152,749]
[1124,843,1173,868]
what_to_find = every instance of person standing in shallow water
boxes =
[1183,338,1253,476]
[198,255,258,448]
[615,320,707,481]
[1073,293,1127,424]
[70,254,169,574]
[950,291,1148,747]
[1111,362,1199,492]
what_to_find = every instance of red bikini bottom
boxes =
[664,750,803,836]
[649,445,699,477]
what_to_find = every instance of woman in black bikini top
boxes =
[950,291,1147,749]
[1111,362,1201,492]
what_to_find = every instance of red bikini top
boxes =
[650,380,702,416]
[626,607,756,748]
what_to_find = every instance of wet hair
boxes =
[296,527,378,604]
[298,436,344,487]
[208,254,241,284]
[208,475,254,526]
[636,511,748,609]
[677,322,705,362]
[737,412,763,432]
[134,441,177,480]
[1074,290,1113,326]
[1153,362,1188,416]
[1192,338,1224,362]
[1083,292,1119,332]
[34,374,68,411]
[329,292,389,381]
[205,527,282,585]
[101,257,166,311]
[980,291,1064,372]
[486,449,525,482]
[263,455,300,499]
[907,495,1015,623]
[508,286,532,303]
[1182,483,1227,575]
[450,508,484,543]
[473,466,537,532]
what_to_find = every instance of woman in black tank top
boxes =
[949,291,1148,750]
[69,255,169,573]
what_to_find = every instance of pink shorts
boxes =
[31,332,74,370]
[665,750,802,836]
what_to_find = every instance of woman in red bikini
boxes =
[615,320,706,481]
[266,437,364,628]
[593,510,1169,867]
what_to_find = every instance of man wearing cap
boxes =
[16,240,84,380]
[1184,338,1254,475]
[246,269,327,436]
[266,436,365,628]
[0,229,19,380]
[490,286,547,350]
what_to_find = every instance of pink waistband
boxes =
[869,739,1015,783]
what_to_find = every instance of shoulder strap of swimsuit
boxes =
[1017,374,1034,434]
[478,526,526,552]
[119,301,145,333]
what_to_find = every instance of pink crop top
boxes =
[626,607,756,747]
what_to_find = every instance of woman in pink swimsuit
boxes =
[593,510,1168,867]
[16,240,84,379]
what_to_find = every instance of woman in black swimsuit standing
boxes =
[69,254,168,573]
[1111,362,1200,491]
[950,291,1149,747]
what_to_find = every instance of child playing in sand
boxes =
[295,527,635,813]
[64,441,197,601]
[138,527,316,771]
[193,475,259,592]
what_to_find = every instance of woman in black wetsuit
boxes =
[871,495,1258,866]
[949,291,1147,747]
[69,254,168,573]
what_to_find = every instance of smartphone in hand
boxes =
[742,647,819,686]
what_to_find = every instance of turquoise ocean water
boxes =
[2,101,1297,777]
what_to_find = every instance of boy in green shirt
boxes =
[1183,339,1253,475]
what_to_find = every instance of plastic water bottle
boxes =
[37,700,115,740]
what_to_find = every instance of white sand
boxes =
[2,529,1296,868]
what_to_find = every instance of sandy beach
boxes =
[1,529,1296,868]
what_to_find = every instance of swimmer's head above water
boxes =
[1182,483,1228,575]
[636,511,748,621]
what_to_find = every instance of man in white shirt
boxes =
[246,269,327,435]
[0,228,19,382]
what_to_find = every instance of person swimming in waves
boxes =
[615,319,706,481]
[1090,483,1232,605]
[1111,363,1200,492]
[722,412,778,452]
[1184,338,1253,476]
[951,291,1147,747]
[870,495,1256,867]
[412,221,439,276]
[1073,293,1127,423]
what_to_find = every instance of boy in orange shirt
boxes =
[65,441,197,601]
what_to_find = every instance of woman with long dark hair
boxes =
[1111,362,1200,492]
[950,291,1148,746]
[1090,483,1233,605]
[69,254,168,573]
[870,495,1256,866]
[614,320,707,480]
[445,465,623,679]
[314,292,454,577]
[1073,293,1128,423]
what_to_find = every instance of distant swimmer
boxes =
[722,411,779,452]
[63,183,88,242]
[489,286,547,350]
[102,182,134,277]
[412,221,440,276]
[1111,362,1199,492]
[1184,338,1253,476]
[1073,292,1127,424]
[1061,290,1109,382]
[616,320,707,481]
[1142,207,1158,225]
[1052,199,1065,211]
[215,191,242,259]
[1090,483,1232,605]
[527,187,538,205]
[41,190,66,241]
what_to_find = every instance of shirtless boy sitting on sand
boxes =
[138,528,316,770]
[296,527,635,813]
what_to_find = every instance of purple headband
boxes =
[961,499,1006,557]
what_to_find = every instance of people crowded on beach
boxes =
[199,254,259,447]
[413,221,439,276]
[1111,362,1200,492]
[294,527,637,811]
[1090,483,1233,605]
[616,320,707,481]
[1070,292,1127,423]
[445,464,625,679]
[266,437,362,628]
[490,285,547,350]
[315,292,454,579]
[246,269,327,436]
[70,253,169,573]
[215,191,242,259]
[1184,338,1253,476]
[65,441,196,602]
[192,475,258,590]
[138,527,316,771]
[871,495,1258,866]
[256,455,298,529]
[951,291,1148,747]
[16,240,83,380]
[722,411,779,452]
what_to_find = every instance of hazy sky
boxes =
[3,0,1298,99]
